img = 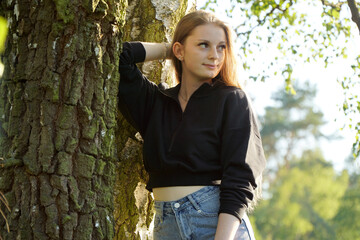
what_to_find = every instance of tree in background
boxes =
[253,149,348,240]
[247,82,352,239]
[201,0,360,159]
[332,157,360,239]
[247,82,358,239]
[260,81,327,170]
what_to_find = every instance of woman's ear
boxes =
[173,42,184,61]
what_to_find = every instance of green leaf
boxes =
[0,16,8,53]
[330,8,340,19]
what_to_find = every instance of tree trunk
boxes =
[0,0,126,239]
[113,0,195,239]
[0,0,194,239]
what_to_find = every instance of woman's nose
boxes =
[208,46,219,60]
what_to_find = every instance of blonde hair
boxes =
[170,10,241,88]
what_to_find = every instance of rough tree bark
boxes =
[0,0,126,239]
[114,0,195,239]
[347,0,360,34]
[0,0,194,239]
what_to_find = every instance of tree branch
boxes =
[321,0,346,9]
[347,0,360,34]
[235,2,290,37]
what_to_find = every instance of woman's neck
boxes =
[179,77,212,102]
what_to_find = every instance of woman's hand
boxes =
[142,42,171,62]
[214,213,240,240]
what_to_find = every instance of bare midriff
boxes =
[153,186,206,201]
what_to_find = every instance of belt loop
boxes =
[187,195,200,210]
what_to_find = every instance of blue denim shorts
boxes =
[153,186,255,240]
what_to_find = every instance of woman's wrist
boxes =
[142,42,171,62]
[214,213,240,240]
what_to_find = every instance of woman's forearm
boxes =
[215,213,240,240]
[141,42,171,62]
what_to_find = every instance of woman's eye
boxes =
[218,45,226,51]
[199,43,208,48]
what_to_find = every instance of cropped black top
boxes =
[118,42,266,221]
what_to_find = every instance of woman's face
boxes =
[176,23,227,83]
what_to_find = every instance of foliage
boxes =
[253,149,349,240]
[340,55,360,159]
[332,172,360,239]
[260,81,327,170]
[245,80,359,239]
[0,16,7,77]
[200,0,360,159]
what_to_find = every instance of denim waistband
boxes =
[154,186,220,215]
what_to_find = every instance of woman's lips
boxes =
[203,64,216,69]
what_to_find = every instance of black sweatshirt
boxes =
[118,42,266,221]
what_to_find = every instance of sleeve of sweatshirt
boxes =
[118,42,159,136]
[219,89,266,222]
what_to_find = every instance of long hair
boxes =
[170,10,241,89]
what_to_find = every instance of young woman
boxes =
[118,10,266,240]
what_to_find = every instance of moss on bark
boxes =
[0,0,192,238]
[0,0,126,238]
